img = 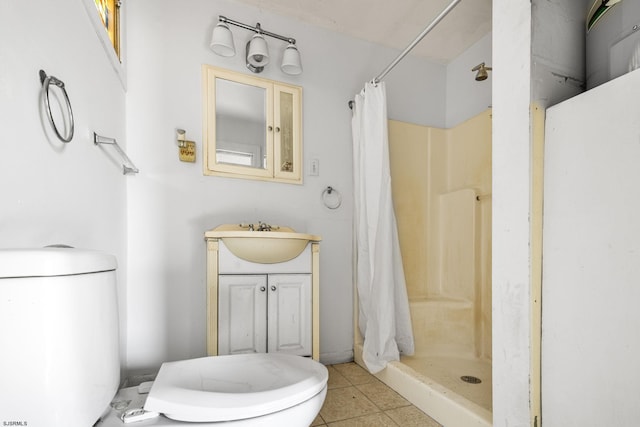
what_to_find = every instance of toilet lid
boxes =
[144,353,328,422]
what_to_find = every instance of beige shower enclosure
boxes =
[391,109,492,360]
[354,109,492,426]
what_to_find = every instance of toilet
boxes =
[0,248,327,427]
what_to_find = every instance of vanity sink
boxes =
[205,224,322,264]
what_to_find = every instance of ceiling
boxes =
[232,0,492,63]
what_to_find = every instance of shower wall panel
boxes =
[439,189,476,300]
[389,110,492,360]
[388,121,445,300]
[448,111,493,359]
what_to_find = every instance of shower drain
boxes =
[460,375,482,384]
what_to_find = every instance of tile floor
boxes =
[312,362,442,427]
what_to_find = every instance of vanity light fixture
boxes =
[210,15,302,75]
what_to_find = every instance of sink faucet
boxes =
[256,221,272,231]
[239,222,280,231]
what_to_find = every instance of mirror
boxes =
[203,65,302,184]
[215,78,267,169]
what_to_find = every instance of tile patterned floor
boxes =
[312,362,442,427]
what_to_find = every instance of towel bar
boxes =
[93,132,139,175]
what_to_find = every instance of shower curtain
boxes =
[351,81,414,373]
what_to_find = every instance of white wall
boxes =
[0,0,128,366]
[446,33,493,128]
[124,0,447,369]
[492,1,534,426]
[532,0,590,108]
[492,2,619,425]
[385,53,447,127]
[542,68,640,427]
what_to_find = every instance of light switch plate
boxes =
[309,158,319,176]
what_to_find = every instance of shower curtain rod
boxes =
[373,0,462,83]
[349,0,463,109]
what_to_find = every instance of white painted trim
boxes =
[319,350,354,365]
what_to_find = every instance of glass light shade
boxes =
[247,34,270,67]
[281,44,302,75]
[210,22,235,57]
[476,68,488,81]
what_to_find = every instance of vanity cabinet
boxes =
[205,229,320,360]
[202,65,302,184]
[218,274,311,356]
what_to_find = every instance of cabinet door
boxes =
[267,274,311,356]
[218,275,267,355]
[273,84,302,182]
[204,66,274,180]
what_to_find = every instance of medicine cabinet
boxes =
[202,65,302,184]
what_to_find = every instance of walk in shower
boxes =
[354,110,492,427]
[350,0,491,423]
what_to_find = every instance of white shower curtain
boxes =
[351,81,414,373]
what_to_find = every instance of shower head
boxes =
[472,62,492,81]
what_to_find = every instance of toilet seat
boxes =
[144,353,328,422]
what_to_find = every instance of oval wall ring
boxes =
[39,70,74,143]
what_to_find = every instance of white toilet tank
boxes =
[0,248,120,427]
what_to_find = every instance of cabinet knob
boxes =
[268,125,273,131]
[271,285,277,291]
[275,126,281,133]
[260,286,266,292]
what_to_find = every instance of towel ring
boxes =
[39,70,74,143]
[322,186,342,209]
